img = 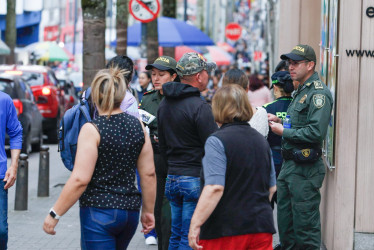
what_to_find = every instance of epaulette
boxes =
[313,80,324,89]
[143,89,156,96]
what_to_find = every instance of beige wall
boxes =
[277,0,321,71]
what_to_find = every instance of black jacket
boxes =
[157,82,218,177]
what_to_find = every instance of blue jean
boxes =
[0,180,8,250]
[80,207,139,250]
[165,175,200,250]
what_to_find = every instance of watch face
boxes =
[50,210,56,218]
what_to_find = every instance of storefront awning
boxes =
[0,40,10,55]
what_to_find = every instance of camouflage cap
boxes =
[145,56,178,72]
[176,52,217,76]
[280,44,316,62]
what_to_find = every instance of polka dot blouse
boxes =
[79,112,145,210]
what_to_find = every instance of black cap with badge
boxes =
[280,44,316,62]
[145,56,179,74]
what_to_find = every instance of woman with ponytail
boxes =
[43,67,157,249]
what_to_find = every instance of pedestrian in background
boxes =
[139,56,180,249]
[158,52,218,249]
[0,91,23,249]
[106,55,140,117]
[269,44,333,249]
[247,73,273,108]
[188,85,275,250]
[43,67,156,249]
[135,71,153,103]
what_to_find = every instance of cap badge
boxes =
[293,46,305,53]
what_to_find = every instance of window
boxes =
[320,0,338,169]
[0,80,16,98]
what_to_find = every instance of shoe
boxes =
[273,244,282,250]
[145,236,157,245]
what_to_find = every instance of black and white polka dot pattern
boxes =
[79,112,145,210]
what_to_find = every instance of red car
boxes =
[0,65,65,142]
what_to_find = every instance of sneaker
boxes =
[145,236,157,245]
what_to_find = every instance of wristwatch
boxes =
[49,208,61,220]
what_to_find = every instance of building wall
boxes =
[277,0,320,71]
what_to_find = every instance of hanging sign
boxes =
[129,0,160,23]
[225,23,242,41]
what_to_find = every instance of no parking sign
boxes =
[129,0,160,23]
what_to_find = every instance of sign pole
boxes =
[141,23,147,58]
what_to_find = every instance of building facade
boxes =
[275,0,374,249]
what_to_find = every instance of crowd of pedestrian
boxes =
[0,43,332,250]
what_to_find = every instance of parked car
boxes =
[0,72,43,154]
[0,65,65,143]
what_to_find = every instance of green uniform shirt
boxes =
[138,89,164,144]
[282,72,333,151]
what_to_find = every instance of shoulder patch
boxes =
[143,89,156,96]
[313,94,325,108]
[314,81,324,89]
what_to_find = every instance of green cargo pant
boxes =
[277,158,325,250]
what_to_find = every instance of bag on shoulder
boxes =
[58,88,92,171]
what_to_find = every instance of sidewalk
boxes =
[6,144,156,250]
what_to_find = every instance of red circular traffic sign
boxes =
[225,23,242,41]
[129,0,160,23]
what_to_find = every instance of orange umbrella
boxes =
[217,42,235,53]
[159,46,200,61]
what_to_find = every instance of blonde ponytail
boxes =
[91,67,129,118]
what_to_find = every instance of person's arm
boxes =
[189,136,226,250]
[189,185,224,250]
[4,98,23,189]
[269,150,276,201]
[282,92,333,144]
[137,121,156,234]
[196,103,218,143]
[43,123,99,235]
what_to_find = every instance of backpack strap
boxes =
[79,103,92,122]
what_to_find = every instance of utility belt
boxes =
[282,148,322,163]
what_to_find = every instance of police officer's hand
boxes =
[269,121,284,136]
[268,113,282,124]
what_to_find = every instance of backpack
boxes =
[58,88,92,171]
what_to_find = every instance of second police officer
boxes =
[139,56,180,250]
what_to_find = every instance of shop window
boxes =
[320,0,338,169]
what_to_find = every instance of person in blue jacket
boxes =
[0,91,23,249]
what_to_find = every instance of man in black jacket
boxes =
[157,52,217,249]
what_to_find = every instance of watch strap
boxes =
[49,208,61,220]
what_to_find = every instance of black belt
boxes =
[282,148,322,163]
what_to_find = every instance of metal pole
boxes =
[184,0,188,21]
[37,146,50,197]
[141,23,147,58]
[14,154,28,211]
[72,0,78,56]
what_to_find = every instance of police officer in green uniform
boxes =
[139,56,180,250]
[268,44,333,250]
